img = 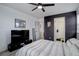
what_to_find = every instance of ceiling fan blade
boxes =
[32,7,38,11]
[29,3,38,6]
[42,8,45,12]
[42,4,55,6]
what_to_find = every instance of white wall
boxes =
[0,5,37,52]
[77,8,79,39]
[77,10,79,32]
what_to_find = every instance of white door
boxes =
[54,17,65,42]
[35,21,40,40]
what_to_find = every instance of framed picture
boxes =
[47,22,51,27]
[15,18,26,28]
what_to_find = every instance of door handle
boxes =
[57,29,59,32]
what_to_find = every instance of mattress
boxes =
[16,39,79,56]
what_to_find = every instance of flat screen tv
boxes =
[11,30,29,44]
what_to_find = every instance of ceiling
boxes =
[0,3,79,18]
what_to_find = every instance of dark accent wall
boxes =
[44,11,77,42]
[44,17,54,41]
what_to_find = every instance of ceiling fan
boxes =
[29,3,55,12]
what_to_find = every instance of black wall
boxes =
[44,11,77,42]
[44,17,54,41]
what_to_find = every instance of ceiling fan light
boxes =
[38,5,42,9]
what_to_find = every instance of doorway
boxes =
[54,17,65,42]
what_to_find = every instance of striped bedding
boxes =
[16,38,79,56]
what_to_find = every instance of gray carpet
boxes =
[0,50,18,56]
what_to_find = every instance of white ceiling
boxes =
[0,3,79,18]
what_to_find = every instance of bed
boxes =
[16,38,79,56]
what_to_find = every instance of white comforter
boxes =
[16,38,79,56]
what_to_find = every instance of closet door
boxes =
[35,21,40,40]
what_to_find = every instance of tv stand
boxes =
[8,30,32,52]
[8,40,32,52]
